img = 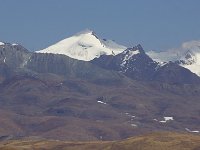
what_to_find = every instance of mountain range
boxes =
[147,40,200,76]
[38,30,200,78]
[0,30,200,141]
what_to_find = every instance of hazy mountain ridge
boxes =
[147,40,200,76]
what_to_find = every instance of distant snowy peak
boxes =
[147,40,200,76]
[0,42,5,46]
[37,30,126,61]
[178,50,196,65]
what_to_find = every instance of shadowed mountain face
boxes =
[0,43,200,141]
[0,43,30,70]
[26,53,124,84]
[91,45,158,81]
[0,43,125,85]
[152,62,200,84]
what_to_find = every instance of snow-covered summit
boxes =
[37,30,126,61]
[147,40,200,76]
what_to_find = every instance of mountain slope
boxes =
[0,42,125,84]
[91,45,200,84]
[0,42,200,141]
[37,30,126,61]
[153,62,200,84]
[0,132,200,150]
[26,53,125,84]
[0,42,30,69]
[91,45,158,81]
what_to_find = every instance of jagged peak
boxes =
[123,44,145,55]
[133,44,145,53]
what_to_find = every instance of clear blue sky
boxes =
[0,0,200,51]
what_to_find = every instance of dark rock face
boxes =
[0,63,13,82]
[92,45,158,81]
[26,53,124,84]
[0,43,31,70]
[153,62,200,84]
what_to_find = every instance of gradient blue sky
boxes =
[0,0,200,51]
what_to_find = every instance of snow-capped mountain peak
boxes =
[120,44,145,66]
[180,50,196,65]
[37,30,126,61]
[120,47,141,68]
[120,48,140,72]
[147,40,200,76]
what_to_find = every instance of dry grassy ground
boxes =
[0,132,199,150]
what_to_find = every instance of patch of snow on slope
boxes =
[123,50,140,61]
[121,50,140,67]
[97,101,107,105]
[153,119,158,121]
[131,124,137,127]
[185,128,199,133]
[12,43,18,46]
[3,57,6,63]
[37,30,126,61]
[159,117,173,123]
